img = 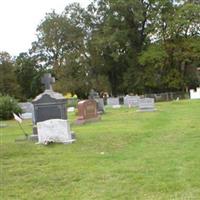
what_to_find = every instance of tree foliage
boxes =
[1,0,200,99]
[15,53,44,100]
[0,52,21,99]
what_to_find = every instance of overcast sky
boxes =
[0,0,91,57]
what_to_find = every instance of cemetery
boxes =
[1,0,200,199]
[1,98,200,199]
[1,73,200,199]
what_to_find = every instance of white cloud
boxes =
[0,0,91,56]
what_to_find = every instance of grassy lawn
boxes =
[1,100,200,200]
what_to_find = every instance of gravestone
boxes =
[18,102,34,120]
[107,97,120,108]
[190,87,200,99]
[124,95,140,107]
[88,89,105,114]
[138,98,155,112]
[32,90,67,124]
[31,73,74,143]
[37,119,75,144]
[96,98,105,113]
[75,99,101,124]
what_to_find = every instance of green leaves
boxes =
[2,0,198,99]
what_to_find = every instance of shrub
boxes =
[0,95,22,120]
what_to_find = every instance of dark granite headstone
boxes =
[31,73,67,135]
[32,90,67,123]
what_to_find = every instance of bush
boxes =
[0,95,22,120]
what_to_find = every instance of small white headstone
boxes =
[67,107,75,112]
[190,87,200,99]
[112,105,121,108]
[37,119,75,144]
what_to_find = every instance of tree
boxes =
[0,52,21,99]
[86,0,148,95]
[30,5,89,97]
[15,53,44,100]
[138,1,200,92]
[28,0,200,96]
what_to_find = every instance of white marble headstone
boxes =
[190,87,200,99]
[67,107,75,112]
[138,98,155,112]
[37,119,75,144]
[124,95,140,107]
[107,98,120,107]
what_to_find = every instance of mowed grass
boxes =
[0,100,200,200]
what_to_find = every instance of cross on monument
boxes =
[41,73,55,90]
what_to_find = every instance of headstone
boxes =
[75,99,101,124]
[18,102,34,120]
[32,90,67,124]
[96,98,105,113]
[88,89,105,113]
[124,95,140,107]
[89,89,99,99]
[112,105,121,109]
[138,98,155,112]
[190,87,200,99]
[107,97,120,108]
[31,73,74,143]
[67,107,75,112]
[37,119,74,144]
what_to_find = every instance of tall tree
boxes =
[87,0,148,95]
[0,52,21,99]
[15,53,44,100]
[30,5,89,97]
[31,7,86,67]
[139,1,200,92]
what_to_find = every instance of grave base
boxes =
[137,108,156,112]
[28,134,38,141]
[75,116,101,125]
[28,131,76,142]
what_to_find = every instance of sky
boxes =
[0,0,91,57]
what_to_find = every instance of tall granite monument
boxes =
[31,73,74,143]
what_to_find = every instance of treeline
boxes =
[1,0,200,100]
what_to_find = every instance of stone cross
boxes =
[41,73,55,90]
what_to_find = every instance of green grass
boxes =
[1,100,200,200]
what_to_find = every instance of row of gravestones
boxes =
[17,73,155,145]
[19,96,155,121]
[106,96,155,112]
